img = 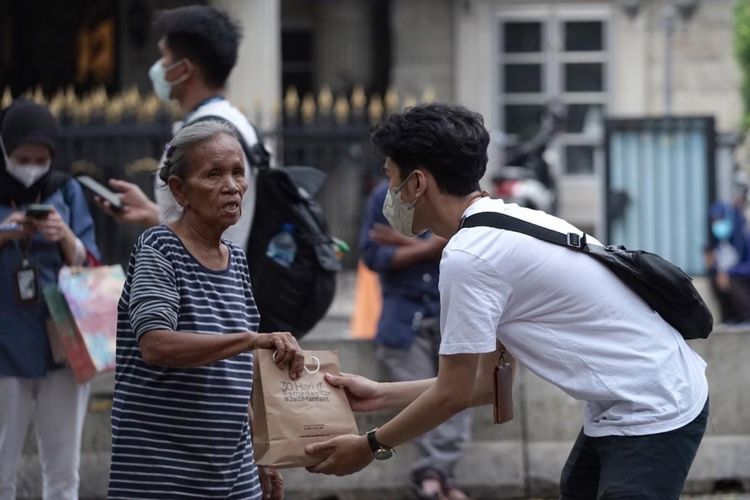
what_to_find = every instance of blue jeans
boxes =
[560,398,709,500]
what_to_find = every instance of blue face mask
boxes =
[148,59,187,102]
[712,218,734,240]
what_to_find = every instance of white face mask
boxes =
[382,172,419,236]
[0,134,51,187]
[148,59,188,102]
[6,161,51,187]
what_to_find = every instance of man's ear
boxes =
[168,176,188,208]
[180,59,200,85]
[182,59,194,80]
[413,169,429,197]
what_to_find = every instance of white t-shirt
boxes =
[154,98,260,249]
[439,197,708,437]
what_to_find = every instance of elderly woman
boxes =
[108,120,303,500]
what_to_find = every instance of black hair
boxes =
[370,103,489,196]
[153,6,242,88]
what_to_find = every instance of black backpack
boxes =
[192,116,341,338]
[460,212,713,340]
[247,166,341,338]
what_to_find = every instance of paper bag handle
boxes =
[271,350,321,374]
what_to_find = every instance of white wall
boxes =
[211,0,281,130]
[455,0,741,126]
[390,0,456,102]
[610,0,742,131]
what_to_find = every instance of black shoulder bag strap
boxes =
[460,212,588,252]
[188,115,271,168]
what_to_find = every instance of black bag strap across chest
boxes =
[461,212,588,251]
[459,211,713,340]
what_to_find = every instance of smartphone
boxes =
[76,175,123,211]
[25,204,54,218]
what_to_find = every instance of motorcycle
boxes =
[492,103,565,214]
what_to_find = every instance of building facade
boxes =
[389,0,742,233]
[1,0,741,234]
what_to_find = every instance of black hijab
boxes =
[0,99,69,205]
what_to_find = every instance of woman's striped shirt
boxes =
[108,226,262,499]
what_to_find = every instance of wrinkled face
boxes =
[8,143,52,166]
[173,133,247,227]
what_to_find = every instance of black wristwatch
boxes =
[366,428,395,460]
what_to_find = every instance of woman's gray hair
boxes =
[158,120,240,183]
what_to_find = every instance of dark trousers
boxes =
[711,273,750,323]
[559,398,709,500]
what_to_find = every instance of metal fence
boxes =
[56,121,173,269]
[5,85,438,269]
[54,119,382,270]
[605,117,716,275]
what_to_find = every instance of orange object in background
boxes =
[349,260,381,339]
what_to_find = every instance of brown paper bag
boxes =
[251,349,359,468]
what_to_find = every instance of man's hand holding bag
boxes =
[252,349,358,468]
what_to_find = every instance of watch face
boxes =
[373,448,394,460]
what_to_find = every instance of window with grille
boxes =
[496,8,610,176]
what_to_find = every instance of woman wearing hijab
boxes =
[0,99,100,500]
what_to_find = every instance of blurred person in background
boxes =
[705,180,750,325]
[0,99,100,500]
[98,5,262,252]
[359,180,472,500]
[107,120,301,500]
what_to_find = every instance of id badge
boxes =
[15,262,39,304]
[493,360,514,424]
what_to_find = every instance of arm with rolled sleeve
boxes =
[359,182,445,272]
[359,183,397,272]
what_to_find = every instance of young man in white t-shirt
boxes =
[305,103,709,498]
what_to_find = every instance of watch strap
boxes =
[366,428,381,453]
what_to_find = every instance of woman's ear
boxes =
[168,176,189,208]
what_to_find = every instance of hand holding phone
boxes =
[94,178,160,226]
[25,204,54,218]
[76,175,123,211]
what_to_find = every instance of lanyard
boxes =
[9,196,38,267]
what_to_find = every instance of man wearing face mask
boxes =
[705,186,750,325]
[359,180,473,500]
[97,5,262,252]
[305,104,708,500]
[0,99,100,500]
